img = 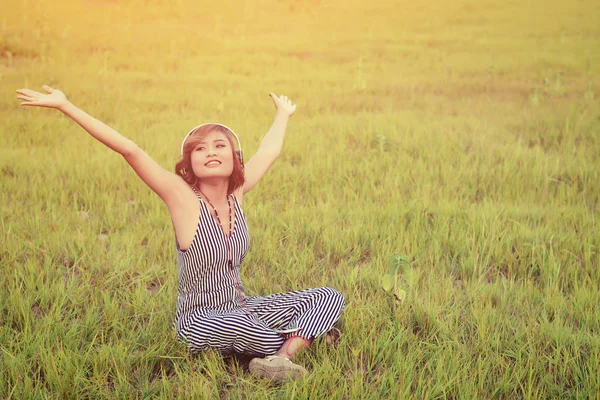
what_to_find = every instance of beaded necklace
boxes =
[198,190,234,267]
[195,187,249,311]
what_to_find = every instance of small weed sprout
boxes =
[381,254,411,316]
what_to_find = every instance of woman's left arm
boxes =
[242,93,296,194]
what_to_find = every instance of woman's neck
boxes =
[196,179,229,205]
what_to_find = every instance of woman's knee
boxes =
[231,316,284,355]
[233,330,284,356]
[321,287,345,308]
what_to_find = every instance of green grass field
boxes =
[2,0,599,398]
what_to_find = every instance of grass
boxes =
[1,0,599,398]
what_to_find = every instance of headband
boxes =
[180,123,243,164]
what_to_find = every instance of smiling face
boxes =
[176,123,245,194]
[189,130,235,181]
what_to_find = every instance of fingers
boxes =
[15,90,39,107]
[15,88,46,103]
[16,88,39,97]
[15,86,52,97]
[268,93,296,112]
[16,91,35,104]
[15,85,60,108]
[16,93,36,103]
[270,93,292,103]
[269,93,290,101]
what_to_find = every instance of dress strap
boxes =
[230,194,243,215]
[190,185,203,199]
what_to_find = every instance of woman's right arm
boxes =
[16,85,187,206]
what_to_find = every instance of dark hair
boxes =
[175,124,245,194]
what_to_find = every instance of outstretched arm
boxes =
[15,85,187,205]
[243,93,296,194]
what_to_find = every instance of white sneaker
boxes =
[249,355,308,382]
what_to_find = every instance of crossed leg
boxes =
[245,286,345,359]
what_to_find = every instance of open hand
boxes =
[16,85,69,110]
[269,93,296,117]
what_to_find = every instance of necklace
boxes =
[198,189,234,266]
[196,188,249,312]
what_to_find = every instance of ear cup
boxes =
[236,150,244,167]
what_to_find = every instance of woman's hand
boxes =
[15,85,69,111]
[269,93,296,117]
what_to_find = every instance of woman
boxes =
[15,85,345,382]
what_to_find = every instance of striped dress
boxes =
[174,189,345,356]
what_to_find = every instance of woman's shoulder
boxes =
[166,183,201,220]
[232,187,244,208]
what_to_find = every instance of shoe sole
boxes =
[249,360,307,382]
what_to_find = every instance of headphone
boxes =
[181,123,244,167]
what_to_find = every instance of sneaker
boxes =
[249,355,308,382]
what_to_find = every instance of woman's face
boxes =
[190,130,234,181]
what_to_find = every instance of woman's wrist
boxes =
[58,100,74,114]
[275,109,291,120]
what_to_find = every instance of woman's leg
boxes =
[180,309,285,356]
[246,287,344,381]
[274,336,312,359]
[246,286,345,351]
